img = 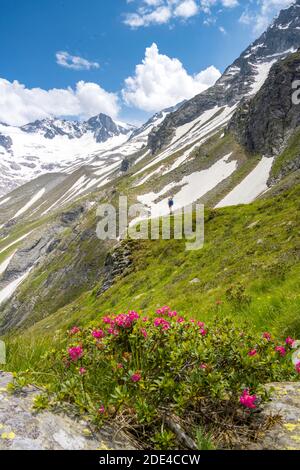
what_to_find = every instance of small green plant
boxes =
[151,429,176,450]
[32,393,50,411]
[226,283,251,307]
[195,427,215,450]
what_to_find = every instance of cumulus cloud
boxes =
[239,0,293,34]
[0,79,120,126]
[124,0,239,28]
[122,43,221,112]
[56,51,100,70]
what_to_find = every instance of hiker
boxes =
[168,196,174,214]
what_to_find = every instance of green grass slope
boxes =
[5,182,299,363]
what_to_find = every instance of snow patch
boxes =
[0,251,16,276]
[215,156,274,208]
[0,197,11,207]
[0,231,34,255]
[0,267,32,305]
[12,188,46,219]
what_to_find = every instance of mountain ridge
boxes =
[148,0,300,154]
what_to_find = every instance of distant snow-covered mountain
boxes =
[0,108,176,197]
[0,113,136,196]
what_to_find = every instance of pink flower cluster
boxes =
[296,362,300,374]
[285,337,295,347]
[69,326,80,335]
[154,317,171,330]
[131,373,141,383]
[240,389,257,409]
[262,332,271,341]
[275,346,286,357]
[102,311,139,330]
[156,306,172,315]
[68,346,83,362]
[248,349,257,357]
[92,329,105,339]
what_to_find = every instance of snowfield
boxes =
[0,252,16,276]
[12,188,46,219]
[133,154,237,223]
[0,267,32,305]
[215,157,274,208]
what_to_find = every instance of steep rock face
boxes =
[99,240,135,294]
[0,134,12,152]
[229,51,300,156]
[148,1,300,154]
[87,114,131,143]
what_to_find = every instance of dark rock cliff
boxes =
[229,51,300,157]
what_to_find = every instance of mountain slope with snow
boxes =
[148,1,300,154]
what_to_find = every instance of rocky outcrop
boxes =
[0,134,12,152]
[0,371,136,450]
[249,382,300,450]
[99,240,134,294]
[120,158,131,172]
[229,51,300,157]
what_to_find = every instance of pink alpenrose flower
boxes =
[68,346,83,361]
[275,346,286,357]
[248,349,257,357]
[131,373,141,383]
[240,389,257,409]
[262,332,272,341]
[285,337,295,347]
[140,328,148,338]
[69,326,80,335]
[92,329,105,339]
[295,362,300,374]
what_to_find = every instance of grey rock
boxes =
[0,372,136,450]
[0,134,12,152]
[249,382,300,450]
[229,50,300,183]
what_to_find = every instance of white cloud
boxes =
[219,25,227,34]
[56,51,100,70]
[122,43,221,112]
[174,0,199,18]
[0,78,120,126]
[239,0,293,34]
[124,0,239,28]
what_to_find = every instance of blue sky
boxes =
[0,0,293,125]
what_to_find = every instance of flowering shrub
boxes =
[45,308,297,449]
